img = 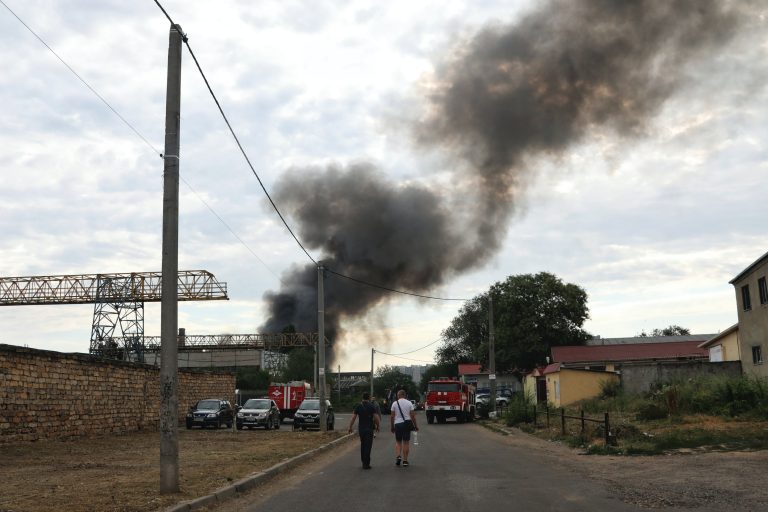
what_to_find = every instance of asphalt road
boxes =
[233,411,641,512]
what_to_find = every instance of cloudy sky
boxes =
[0,0,766,372]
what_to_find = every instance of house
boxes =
[698,324,741,363]
[523,363,619,408]
[457,363,520,393]
[730,250,768,378]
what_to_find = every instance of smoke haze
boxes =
[260,0,750,360]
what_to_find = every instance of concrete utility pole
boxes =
[317,265,327,431]
[160,24,183,494]
[370,348,375,399]
[489,295,497,415]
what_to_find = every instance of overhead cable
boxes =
[2,0,286,285]
[154,0,469,302]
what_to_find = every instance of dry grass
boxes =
[0,427,345,512]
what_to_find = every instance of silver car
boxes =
[236,398,281,430]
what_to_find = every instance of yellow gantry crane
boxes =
[0,270,228,359]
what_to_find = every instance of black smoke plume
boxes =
[260,0,749,361]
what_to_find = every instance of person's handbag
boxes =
[395,399,415,431]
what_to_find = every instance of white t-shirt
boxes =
[391,398,414,424]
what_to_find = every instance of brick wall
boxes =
[0,344,235,443]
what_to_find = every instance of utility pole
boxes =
[337,364,341,406]
[317,265,327,431]
[370,348,375,399]
[159,23,183,495]
[489,294,497,416]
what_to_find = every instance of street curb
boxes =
[165,433,356,512]
[479,420,512,436]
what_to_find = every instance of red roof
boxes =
[541,363,562,375]
[552,342,708,363]
[458,364,485,375]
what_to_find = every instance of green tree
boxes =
[437,272,591,372]
[373,365,419,401]
[419,362,457,393]
[279,347,314,382]
[236,367,270,390]
[638,325,691,337]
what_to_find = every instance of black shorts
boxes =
[394,422,411,442]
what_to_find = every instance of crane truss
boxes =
[0,271,228,360]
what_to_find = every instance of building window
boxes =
[752,345,763,365]
[759,277,768,305]
[742,285,752,311]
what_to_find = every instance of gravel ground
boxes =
[495,426,768,510]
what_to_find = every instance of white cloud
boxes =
[0,0,766,372]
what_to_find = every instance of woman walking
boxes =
[390,389,418,467]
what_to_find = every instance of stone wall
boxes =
[0,344,235,443]
[620,360,743,395]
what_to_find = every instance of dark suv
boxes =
[292,398,334,430]
[186,399,234,429]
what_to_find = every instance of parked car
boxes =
[476,388,516,407]
[292,398,334,430]
[236,398,281,430]
[186,399,234,429]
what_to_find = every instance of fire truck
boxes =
[268,381,312,422]
[425,377,476,424]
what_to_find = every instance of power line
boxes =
[1,0,287,286]
[376,338,442,356]
[326,268,468,301]
[179,176,287,286]
[0,0,162,158]
[152,1,318,266]
[152,1,470,303]
[374,352,434,364]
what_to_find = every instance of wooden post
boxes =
[580,410,585,433]
[604,412,610,446]
[561,408,565,436]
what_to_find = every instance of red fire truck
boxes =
[425,377,476,424]
[268,381,312,423]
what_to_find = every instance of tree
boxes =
[437,272,591,372]
[419,362,457,393]
[373,365,419,401]
[236,367,270,391]
[638,325,691,337]
[279,347,314,382]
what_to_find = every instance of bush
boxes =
[504,395,535,427]
[635,400,668,421]
[600,379,621,398]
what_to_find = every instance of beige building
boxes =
[523,363,619,408]
[730,251,768,378]
[698,324,741,363]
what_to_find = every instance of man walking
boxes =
[390,389,418,467]
[348,392,380,469]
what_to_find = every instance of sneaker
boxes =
[395,456,401,466]
[363,465,372,469]
[402,460,409,467]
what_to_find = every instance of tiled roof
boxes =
[552,341,708,363]
[458,363,485,375]
[587,334,715,346]
[541,363,561,375]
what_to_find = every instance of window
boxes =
[742,285,752,311]
[752,345,763,365]
[759,277,768,305]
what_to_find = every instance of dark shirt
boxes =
[353,402,377,432]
